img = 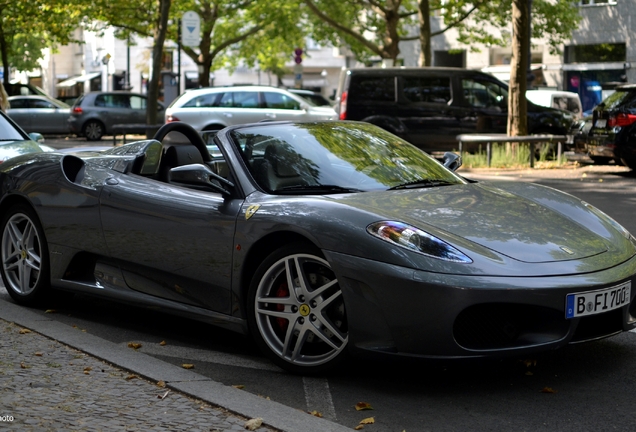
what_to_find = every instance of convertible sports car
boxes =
[1,121,635,374]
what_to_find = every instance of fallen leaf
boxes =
[182,364,195,369]
[599,179,603,182]
[525,371,533,376]
[359,417,375,425]
[233,385,245,390]
[355,402,374,411]
[309,410,323,417]
[541,387,557,394]
[44,309,56,314]
[20,362,27,369]
[34,352,43,357]
[83,370,90,375]
[19,328,32,334]
[354,426,364,431]
[159,340,167,346]
[244,417,263,430]
[158,390,170,400]
[520,359,537,368]
[127,342,142,350]
[157,380,166,388]
[125,374,139,381]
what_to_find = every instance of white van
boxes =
[526,90,583,119]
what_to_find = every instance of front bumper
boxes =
[325,251,636,360]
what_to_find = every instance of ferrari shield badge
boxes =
[245,204,261,220]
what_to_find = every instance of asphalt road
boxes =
[3,139,636,430]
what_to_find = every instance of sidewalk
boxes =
[0,294,351,432]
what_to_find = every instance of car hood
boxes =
[332,182,619,264]
[0,140,45,162]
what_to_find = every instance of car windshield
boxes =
[229,121,466,193]
[0,115,26,141]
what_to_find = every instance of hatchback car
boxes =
[68,92,165,141]
[7,95,71,135]
[584,85,636,168]
[165,85,337,132]
[336,67,576,154]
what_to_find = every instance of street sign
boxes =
[181,11,201,47]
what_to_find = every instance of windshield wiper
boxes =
[389,179,456,190]
[274,184,363,194]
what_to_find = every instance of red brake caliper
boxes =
[275,282,290,332]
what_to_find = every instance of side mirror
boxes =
[169,163,234,195]
[29,132,45,144]
[442,152,462,172]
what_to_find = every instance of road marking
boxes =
[119,341,282,372]
[303,376,337,421]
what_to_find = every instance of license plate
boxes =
[566,282,631,318]
[595,119,607,128]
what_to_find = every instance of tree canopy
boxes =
[0,0,85,85]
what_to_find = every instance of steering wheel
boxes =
[153,122,212,162]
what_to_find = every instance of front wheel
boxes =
[0,204,50,305]
[247,243,348,374]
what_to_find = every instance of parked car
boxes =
[526,90,583,119]
[335,67,576,154]
[165,85,336,132]
[5,82,50,98]
[68,91,165,141]
[7,95,71,135]
[0,111,54,163]
[288,89,333,107]
[2,120,635,374]
[584,84,636,168]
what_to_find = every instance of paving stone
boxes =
[0,319,278,431]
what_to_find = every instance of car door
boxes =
[99,172,242,314]
[29,97,70,134]
[260,91,308,121]
[94,93,130,130]
[216,90,264,125]
[457,77,508,140]
[6,97,32,132]
[395,75,460,153]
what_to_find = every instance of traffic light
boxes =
[294,48,303,64]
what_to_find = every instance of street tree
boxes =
[0,0,85,86]
[90,0,172,134]
[171,0,305,87]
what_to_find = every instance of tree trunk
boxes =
[146,0,171,137]
[507,0,528,137]
[418,0,432,67]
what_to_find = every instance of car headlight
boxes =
[367,221,472,263]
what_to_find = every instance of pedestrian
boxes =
[0,81,9,112]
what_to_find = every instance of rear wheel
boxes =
[84,120,104,141]
[0,204,50,305]
[247,243,348,374]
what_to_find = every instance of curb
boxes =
[0,298,351,432]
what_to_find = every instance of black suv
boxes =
[335,67,575,153]
[585,85,636,169]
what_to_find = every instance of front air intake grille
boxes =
[454,303,568,351]
[570,308,623,342]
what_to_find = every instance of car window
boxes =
[218,91,259,108]
[130,95,147,110]
[402,76,451,104]
[462,79,507,110]
[8,99,28,109]
[599,89,636,110]
[183,93,218,108]
[348,76,395,103]
[30,99,56,109]
[263,92,301,110]
[95,94,131,108]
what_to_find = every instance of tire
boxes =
[247,243,348,374]
[620,157,636,170]
[0,204,50,305]
[83,120,104,141]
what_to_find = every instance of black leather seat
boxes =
[158,144,204,182]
